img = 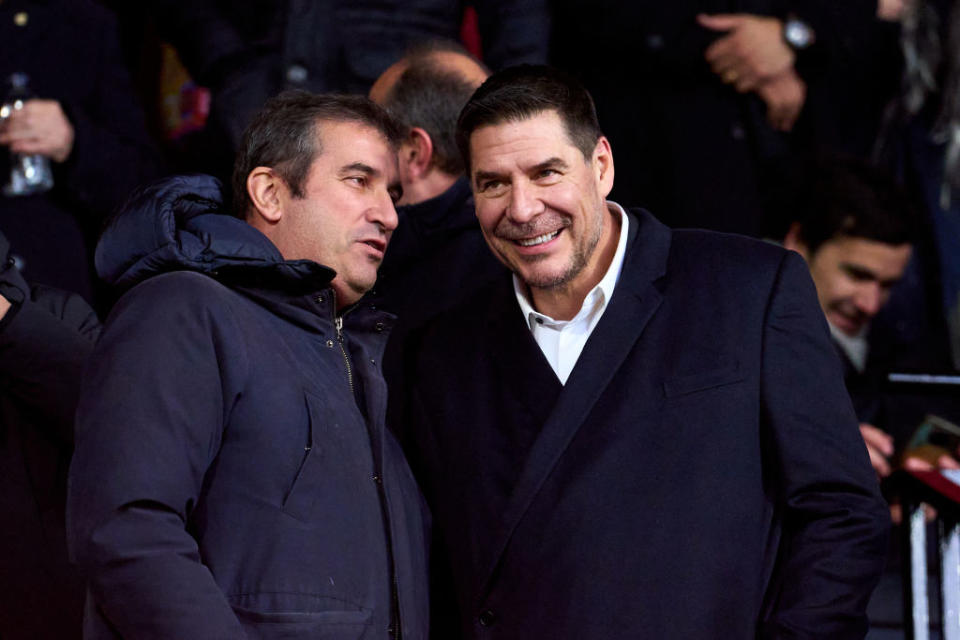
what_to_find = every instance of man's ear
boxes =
[783,222,810,260]
[593,136,614,198]
[246,166,285,224]
[402,127,434,180]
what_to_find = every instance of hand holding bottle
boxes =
[0,99,74,163]
[1,73,56,196]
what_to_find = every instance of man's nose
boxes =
[854,283,883,318]
[371,191,399,233]
[506,181,544,223]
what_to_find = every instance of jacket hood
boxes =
[96,175,335,293]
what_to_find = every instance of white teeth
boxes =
[518,230,559,247]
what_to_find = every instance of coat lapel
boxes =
[475,209,673,602]
[486,277,564,422]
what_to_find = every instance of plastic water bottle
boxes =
[1,73,53,197]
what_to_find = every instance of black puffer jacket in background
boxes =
[0,231,100,639]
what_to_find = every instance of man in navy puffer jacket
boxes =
[66,92,428,639]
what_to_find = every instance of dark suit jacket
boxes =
[405,209,889,638]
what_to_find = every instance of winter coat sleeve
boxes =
[0,234,99,443]
[758,252,890,638]
[67,274,249,638]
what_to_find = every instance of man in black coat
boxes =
[367,42,506,334]
[366,39,508,479]
[403,65,889,639]
[0,230,100,638]
[0,0,161,306]
[549,0,888,237]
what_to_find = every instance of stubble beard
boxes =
[502,209,605,292]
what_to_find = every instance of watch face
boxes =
[785,19,813,49]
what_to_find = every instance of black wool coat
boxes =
[405,209,890,639]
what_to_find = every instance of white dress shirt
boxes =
[514,202,630,384]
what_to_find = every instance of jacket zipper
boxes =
[334,315,354,395]
[327,293,401,637]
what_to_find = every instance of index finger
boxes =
[859,424,894,456]
[937,454,960,471]
[697,13,744,31]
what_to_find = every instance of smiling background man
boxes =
[67,92,429,640]
[402,66,889,639]
[783,159,913,350]
[780,158,956,481]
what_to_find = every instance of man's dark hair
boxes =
[231,90,403,217]
[791,155,919,254]
[455,65,602,174]
[380,40,488,176]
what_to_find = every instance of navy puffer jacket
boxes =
[68,175,429,639]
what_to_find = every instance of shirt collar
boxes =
[829,322,870,373]
[514,201,630,328]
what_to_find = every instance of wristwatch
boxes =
[783,16,815,51]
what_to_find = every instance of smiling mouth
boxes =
[830,308,867,334]
[516,230,560,247]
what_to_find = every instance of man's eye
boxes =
[347,176,367,187]
[845,269,872,282]
[537,168,559,179]
[479,180,503,192]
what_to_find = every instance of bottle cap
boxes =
[8,72,29,89]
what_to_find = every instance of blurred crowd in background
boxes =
[3,0,957,368]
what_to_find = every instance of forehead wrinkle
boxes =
[532,157,569,171]
[474,156,570,178]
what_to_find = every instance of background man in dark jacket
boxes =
[403,65,889,639]
[782,158,960,482]
[783,159,915,476]
[0,0,161,307]
[367,41,503,327]
[67,92,428,639]
[0,231,99,638]
[367,42,507,442]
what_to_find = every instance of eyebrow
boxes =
[338,162,378,177]
[840,262,901,287]
[473,169,505,185]
[840,263,877,280]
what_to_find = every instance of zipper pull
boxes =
[335,315,344,342]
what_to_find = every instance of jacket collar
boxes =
[380,177,475,275]
[96,175,335,295]
[399,175,473,232]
